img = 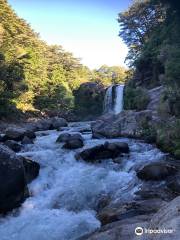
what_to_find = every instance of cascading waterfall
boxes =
[104,84,124,114]
[103,85,113,114]
[114,85,124,114]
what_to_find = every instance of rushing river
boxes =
[0,122,166,240]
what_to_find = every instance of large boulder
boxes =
[92,110,153,139]
[20,156,40,183]
[137,163,177,181]
[80,197,169,240]
[50,117,68,129]
[76,141,129,162]
[56,133,71,143]
[63,138,84,149]
[63,134,84,149]
[147,196,180,240]
[32,117,68,131]
[0,144,28,213]
[4,127,36,141]
[97,199,165,226]
[32,119,52,131]
[105,142,129,154]
[57,133,84,149]
[79,217,148,240]
[4,140,22,152]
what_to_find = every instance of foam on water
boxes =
[0,123,166,240]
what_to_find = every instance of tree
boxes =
[118,0,166,64]
[92,65,127,86]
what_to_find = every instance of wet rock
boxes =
[134,198,166,214]
[56,133,71,143]
[56,132,84,147]
[34,117,68,131]
[20,156,40,183]
[21,136,34,145]
[62,133,84,149]
[147,196,180,240]
[81,198,167,240]
[4,127,36,141]
[50,117,68,129]
[4,140,22,152]
[98,208,120,226]
[69,133,84,141]
[76,145,114,162]
[76,141,129,162]
[105,142,129,154]
[97,199,165,226]
[97,195,111,211]
[91,110,153,139]
[137,163,177,181]
[0,144,28,213]
[63,139,84,149]
[79,217,148,240]
[134,182,174,201]
[33,119,52,131]
[167,176,180,194]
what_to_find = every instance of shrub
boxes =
[124,85,150,111]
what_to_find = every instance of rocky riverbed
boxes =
[0,118,180,240]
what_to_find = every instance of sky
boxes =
[8,0,132,69]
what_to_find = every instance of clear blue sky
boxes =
[8,0,132,69]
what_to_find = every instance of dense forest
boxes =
[118,0,180,158]
[0,0,126,119]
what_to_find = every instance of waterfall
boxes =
[103,86,113,114]
[104,84,124,114]
[114,85,124,114]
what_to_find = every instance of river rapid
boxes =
[0,121,166,240]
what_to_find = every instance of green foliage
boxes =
[119,0,180,157]
[156,120,180,158]
[74,82,104,119]
[118,0,166,65]
[139,118,157,143]
[0,0,94,118]
[92,65,127,87]
[124,85,150,111]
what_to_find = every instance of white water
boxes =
[104,84,124,114]
[103,86,113,114]
[0,122,166,240]
[114,85,124,114]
